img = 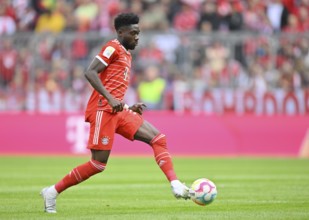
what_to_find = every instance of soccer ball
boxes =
[190,178,217,206]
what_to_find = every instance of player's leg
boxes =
[133,121,177,181]
[54,150,109,193]
[116,110,189,199]
[41,111,115,213]
[133,120,189,199]
[41,150,109,213]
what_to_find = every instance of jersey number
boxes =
[123,67,129,81]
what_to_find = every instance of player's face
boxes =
[118,24,140,50]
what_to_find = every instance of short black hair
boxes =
[114,13,139,31]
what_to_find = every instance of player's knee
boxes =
[90,159,107,173]
[91,149,110,164]
[150,133,167,149]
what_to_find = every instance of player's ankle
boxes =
[171,180,181,187]
[49,185,59,197]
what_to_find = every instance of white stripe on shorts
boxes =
[93,111,103,145]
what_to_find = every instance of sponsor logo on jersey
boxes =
[103,46,115,58]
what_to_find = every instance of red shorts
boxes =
[85,109,143,150]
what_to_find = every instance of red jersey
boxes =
[85,39,132,115]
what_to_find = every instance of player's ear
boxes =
[117,27,125,37]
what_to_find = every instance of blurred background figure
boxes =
[0,1,16,36]
[0,0,307,113]
[74,0,99,31]
[173,1,199,32]
[266,0,289,33]
[35,3,66,33]
[137,65,166,110]
[198,1,221,32]
[0,39,18,87]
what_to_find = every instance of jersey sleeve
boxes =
[95,43,119,66]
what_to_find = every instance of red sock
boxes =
[151,134,177,182]
[55,159,106,193]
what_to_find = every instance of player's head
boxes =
[114,13,140,50]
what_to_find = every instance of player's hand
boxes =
[129,103,147,115]
[108,98,124,114]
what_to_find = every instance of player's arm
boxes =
[84,58,124,113]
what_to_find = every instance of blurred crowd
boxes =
[0,0,309,112]
[1,0,309,34]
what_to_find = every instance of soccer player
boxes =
[40,12,189,213]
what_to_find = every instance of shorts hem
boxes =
[128,118,144,141]
[87,146,112,151]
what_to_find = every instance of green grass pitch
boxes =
[0,156,309,220]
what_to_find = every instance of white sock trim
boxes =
[171,180,181,187]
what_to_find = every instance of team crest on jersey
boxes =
[103,46,115,58]
[101,136,110,145]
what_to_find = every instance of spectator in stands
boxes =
[74,0,99,31]
[263,60,280,89]
[16,47,31,89]
[93,0,121,34]
[298,5,309,31]
[153,21,180,62]
[50,59,70,90]
[295,40,309,88]
[255,37,273,67]
[31,0,55,14]
[243,0,273,33]
[71,32,89,66]
[190,67,207,110]
[216,0,233,31]
[0,89,6,110]
[130,0,143,15]
[35,8,66,33]
[61,1,78,32]
[174,35,191,74]
[197,1,221,32]
[0,5,16,35]
[283,14,304,32]
[138,40,164,67]
[266,0,289,32]
[282,0,297,14]
[140,2,169,31]
[36,34,56,61]
[137,65,166,110]
[0,39,18,87]
[299,0,309,10]
[37,68,63,112]
[11,0,36,31]
[6,65,27,110]
[173,2,199,32]
[248,62,268,94]
[225,1,244,31]
[205,41,230,87]
[279,60,302,91]
[17,5,36,31]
